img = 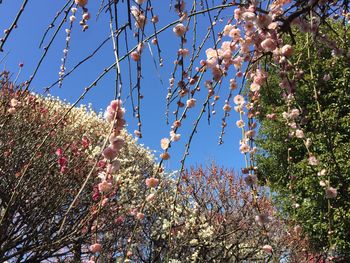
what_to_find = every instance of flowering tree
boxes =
[0,78,311,262]
[0,75,156,262]
[1,0,350,261]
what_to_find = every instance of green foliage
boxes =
[256,23,350,259]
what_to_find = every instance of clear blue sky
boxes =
[0,1,245,172]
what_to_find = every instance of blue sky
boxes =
[0,1,245,172]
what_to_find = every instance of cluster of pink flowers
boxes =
[7,98,20,114]
[71,1,90,31]
[131,6,146,29]
[89,99,126,259]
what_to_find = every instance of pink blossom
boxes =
[160,138,170,150]
[290,109,300,119]
[261,38,277,52]
[229,28,241,40]
[319,180,327,187]
[223,104,231,112]
[262,245,273,254]
[146,193,155,202]
[245,130,256,138]
[170,131,181,141]
[229,79,237,90]
[55,148,63,156]
[115,119,126,130]
[110,99,123,111]
[115,216,125,225]
[295,129,304,138]
[136,212,145,220]
[244,22,254,32]
[186,98,197,108]
[57,156,68,167]
[92,188,100,201]
[281,44,293,57]
[82,136,90,148]
[240,143,250,154]
[102,197,108,206]
[83,12,90,20]
[131,51,140,61]
[98,181,113,193]
[236,120,245,128]
[308,156,319,166]
[110,137,125,151]
[250,83,260,92]
[102,146,117,160]
[233,95,245,105]
[241,12,256,21]
[178,48,189,57]
[323,74,330,81]
[89,243,102,253]
[145,177,159,188]
[234,8,242,20]
[160,152,170,160]
[173,23,187,37]
[75,0,88,7]
[7,107,16,114]
[325,187,337,199]
[10,98,19,107]
[223,24,232,36]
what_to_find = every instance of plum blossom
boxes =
[323,74,331,81]
[295,129,304,138]
[308,155,319,166]
[10,98,20,107]
[102,146,117,160]
[160,138,170,150]
[170,131,181,141]
[319,180,327,187]
[160,152,170,160]
[89,243,102,253]
[281,44,293,57]
[289,109,300,119]
[325,187,337,199]
[233,95,245,105]
[262,245,273,254]
[131,51,140,61]
[261,38,277,52]
[98,181,113,193]
[186,98,197,108]
[236,120,245,128]
[173,23,187,37]
[239,143,250,153]
[241,12,256,21]
[136,212,145,220]
[75,0,88,7]
[146,177,159,188]
[223,104,231,112]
